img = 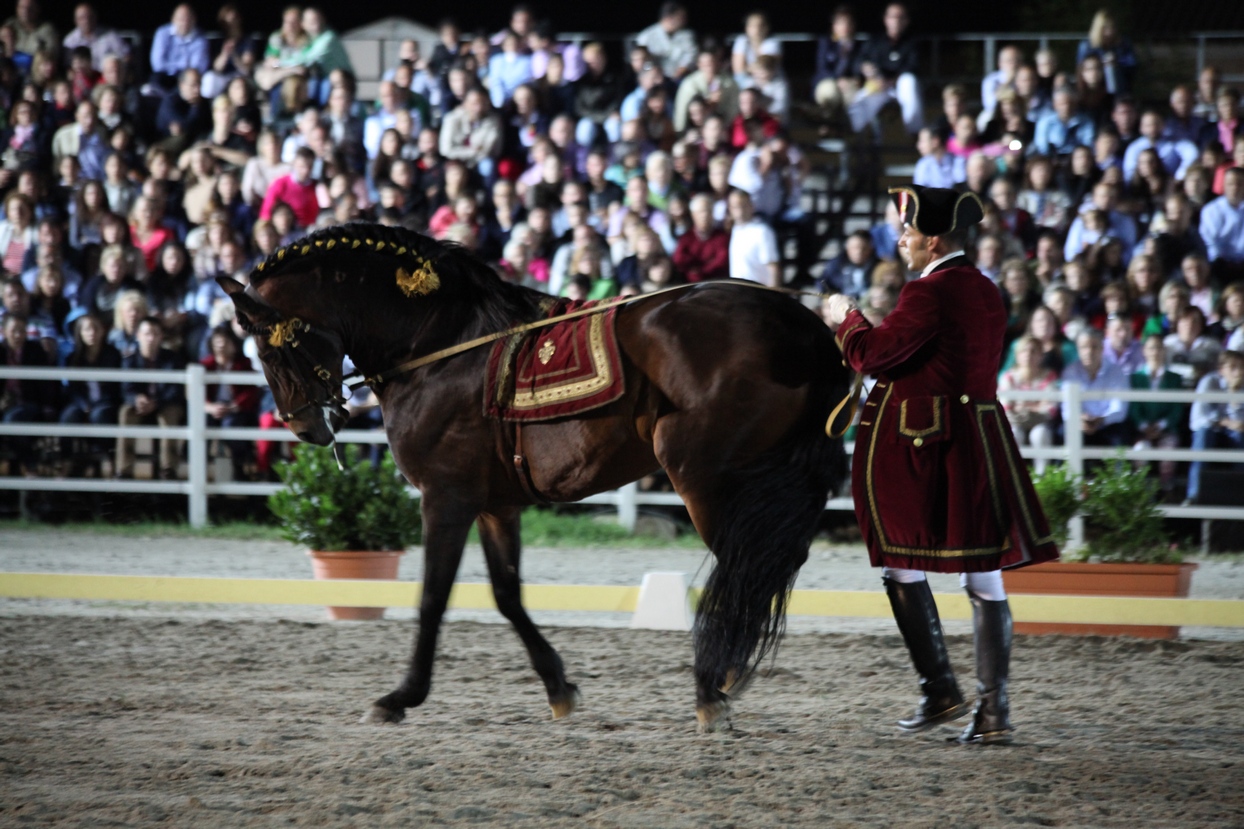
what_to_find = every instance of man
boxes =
[812,6,862,119]
[1187,350,1244,504]
[51,100,108,181]
[980,44,1022,124]
[673,48,740,133]
[818,230,878,298]
[2,0,57,63]
[439,88,502,180]
[1,313,55,472]
[1199,167,1244,282]
[155,68,211,145]
[1165,84,1214,149]
[1062,328,1132,447]
[913,127,964,189]
[1103,313,1143,375]
[726,189,779,287]
[1121,110,1198,184]
[824,185,1059,744]
[117,318,184,479]
[573,42,624,147]
[672,193,729,281]
[850,2,923,135]
[634,1,697,81]
[148,3,209,90]
[62,3,128,70]
[1033,85,1096,157]
[1063,182,1137,264]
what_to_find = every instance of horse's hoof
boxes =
[696,700,730,734]
[549,686,581,720]
[362,704,406,725]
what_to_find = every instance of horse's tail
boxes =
[693,409,844,704]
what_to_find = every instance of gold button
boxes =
[960,395,970,404]
[913,437,924,447]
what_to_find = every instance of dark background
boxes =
[24,0,1244,40]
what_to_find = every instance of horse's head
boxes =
[218,277,348,446]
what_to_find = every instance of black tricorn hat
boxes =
[888,185,984,237]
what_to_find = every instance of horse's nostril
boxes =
[296,430,313,442]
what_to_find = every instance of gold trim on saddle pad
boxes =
[508,314,615,411]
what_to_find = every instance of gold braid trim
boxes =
[268,318,304,347]
[396,258,441,297]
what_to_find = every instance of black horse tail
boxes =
[693,417,844,706]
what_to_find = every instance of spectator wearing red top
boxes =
[729,88,779,151]
[673,194,729,281]
[259,147,319,229]
[202,324,259,480]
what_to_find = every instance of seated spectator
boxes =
[731,10,780,86]
[1062,327,1132,446]
[812,6,862,122]
[62,3,129,71]
[116,317,184,479]
[259,147,320,230]
[202,324,258,480]
[148,4,209,92]
[913,127,965,189]
[439,88,502,181]
[998,335,1059,472]
[635,1,697,81]
[79,244,141,324]
[58,311,121,471]
[489,29,533,109]
[727,189,779,286]
[574,42,625,147]
[51,100,107,182]
[1209,282,1244,343]
[1164,306,1221,383]
[2,276,55,357]
[819,230,878,298]
[1064,182,1137,264]
[615,227,665,291]
[999,303,1079,378]
[990,178,1037,254]
[561,245,617,300]
[1186,349,1244,503]
[1144,279,1190,339]
[1177,252,1216,320]
[1,313,56,473]
[730,88,780,151]
[1122,110,1198,184]
[155,68,211,152]
[107,289,147,360]
[1018,156,1073,234]
[1165,84,1214,150]
[849,2,922,135]
[1130,334,1186,494]
[1213,88,1243,156]
[127,196,173,275]
[672,194,729,282]
[1033,85,1096,158]
[981,44,1022,125]
[1102,311,1144,373]
[999,258,1042,345]
[1074,54,1113,127]
[27,266,71,342]
[1200,167,1244,283]
[674,48,740,133]
[1076,9,1135,96]
[0,192,38,274]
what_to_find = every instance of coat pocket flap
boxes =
[893,395,950,445]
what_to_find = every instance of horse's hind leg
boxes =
[366,500,474,725]
[477,508,580,719]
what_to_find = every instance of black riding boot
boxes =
[885,577,969,732]
[956,590,1014,745]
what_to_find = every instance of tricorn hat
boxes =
[888,185,984,237]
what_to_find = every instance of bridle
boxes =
[263,318,348,424]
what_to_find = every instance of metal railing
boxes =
[1,366,1243,542]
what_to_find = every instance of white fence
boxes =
[1,366,1243,543]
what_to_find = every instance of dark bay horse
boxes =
[219,222,850,730]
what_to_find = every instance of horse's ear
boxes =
[217,277,280,329]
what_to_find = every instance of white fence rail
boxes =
[1,366,1243,539]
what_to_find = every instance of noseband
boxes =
[266,318,347,423]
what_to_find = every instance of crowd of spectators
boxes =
[0,0,1240,500]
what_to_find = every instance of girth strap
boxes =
[511,422,551,505]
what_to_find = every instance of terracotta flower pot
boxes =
[1004,561,1198,639]
[307,550,405,621]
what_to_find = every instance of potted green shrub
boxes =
[1007,457,1196,639]
[269,445,422,620]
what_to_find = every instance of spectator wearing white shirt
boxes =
[1200,168,1244,282]
[980,44,1022,124]
[1121,110,1199,184]
[363,81,404,160]
[1061,328,1132,447]
[62,3,129,71]
[912,128,965,188]
[1186,349,1244,503]
[731,11,781,86]
[727,189,779,286]
[634,2,698,81]
[1103,314,1144,375]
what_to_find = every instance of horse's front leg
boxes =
[365,499,475,724]
[477,508,580,719]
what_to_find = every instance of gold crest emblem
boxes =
[537,340,556,365]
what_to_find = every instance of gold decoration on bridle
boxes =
[268,318,304,347]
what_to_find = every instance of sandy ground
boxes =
[1,616,1243,828]
[2,531,1244,827]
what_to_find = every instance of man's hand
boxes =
[1081,414,1101,435]
[824,294,859,330]
[134,394,155,417]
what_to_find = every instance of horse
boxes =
[219,222,851,731]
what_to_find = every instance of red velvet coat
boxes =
[836,256,1060,573]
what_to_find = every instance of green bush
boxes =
[268,445,422,551]
[1032,464,1080,549]
[1080,455,1179,564]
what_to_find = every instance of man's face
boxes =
[845,235,871,264]
[75,102,95,130]
[1076,336,1103,372]
[180,71,200,101]
[897,224,933,272]
[3,318,25,351]
[1223,359,1244,391]
[696,52,717,78]
[1170,87,1192,118]
[136,322,162,357]
[1142,337,1164,367]
[1106,318,1131,351]
[884,4,908,38]
[1092,184,1114,211]
[1053,91,1074,120]
[728,192,753,224]
[2,283,24,313]
[172,4,193,34]
[1225,171,1243,206]
[464,91,485,119]
[1112,102,1137,134]
[74,4,95,32]
[1140,113,1163,140]
[832,12,855,41]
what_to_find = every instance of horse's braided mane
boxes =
[249,223,447,285]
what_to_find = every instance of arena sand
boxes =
[2,531,1244,826]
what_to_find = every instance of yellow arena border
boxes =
[2,573,1244,627]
